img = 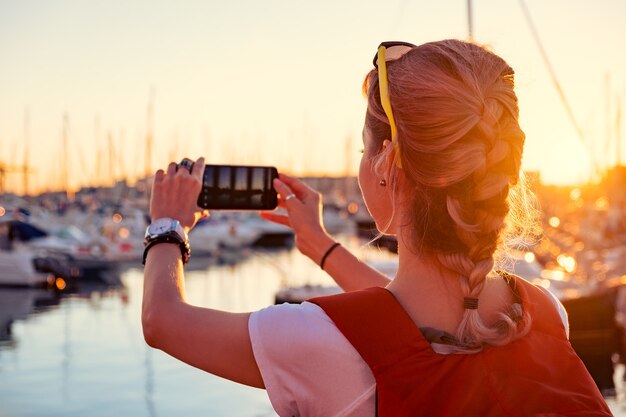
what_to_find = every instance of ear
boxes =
[381,139,410,192]
[380,139,398,173]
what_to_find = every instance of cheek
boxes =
[358,158,382,214]
[358,157,373,200]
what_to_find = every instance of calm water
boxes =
[5,242,624,417]
[0,238,395,417]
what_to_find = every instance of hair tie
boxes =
[463,297,479,310]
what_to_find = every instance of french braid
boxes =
[364,40,536,348]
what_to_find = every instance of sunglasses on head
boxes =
[372,41,416,68]
[372,41,416,168]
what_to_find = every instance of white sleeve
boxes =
[539,286,570,339]
[249,302,376,417]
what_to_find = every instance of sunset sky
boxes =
[1,0,625,194]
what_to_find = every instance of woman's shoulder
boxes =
[249,301,376,417]
[250,301,340,341]
[250,300,376,358]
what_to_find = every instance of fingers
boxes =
[155,169,165,183]
[167,162,177,177]
[273,178,301,205]
[176,158,193,177]
[279,173,315,196]
[192,157,205,180]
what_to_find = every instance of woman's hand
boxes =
[260,173,335,264]
[150,157,209,234]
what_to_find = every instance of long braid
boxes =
[363,39,535,349]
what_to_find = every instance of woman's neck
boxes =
[388,230,459,290]
[385,227,515,331]
[385,229,466,331]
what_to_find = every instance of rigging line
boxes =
[517,0,586,145]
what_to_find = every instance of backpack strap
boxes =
[503,272,569,338]
[309,287,431,369]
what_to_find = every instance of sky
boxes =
[0,0,625,194]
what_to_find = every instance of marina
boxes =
[1,0,625,414]
[0,170,625,415]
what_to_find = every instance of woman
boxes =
[142,40,611,416]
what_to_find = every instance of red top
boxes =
[309,275,612,417]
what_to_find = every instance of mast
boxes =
[145,87,155,177]
[467,0,474,41]
[62,112,69,194]
[108,130,115,184]
[95,114,102,185]
[118,128,127,182]
[23,108,30,195]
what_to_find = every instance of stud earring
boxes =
[379,179,387,187]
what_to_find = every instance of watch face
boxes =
[149,218,172,235]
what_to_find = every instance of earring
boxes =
[379,179,387,187]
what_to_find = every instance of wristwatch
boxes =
[143,218,190,265]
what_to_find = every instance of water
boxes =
[6,240,624,417]
[0,238,394,417]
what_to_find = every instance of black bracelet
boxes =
[320,242,341,270]
[142,234,190,266]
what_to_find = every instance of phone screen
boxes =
[197,165,278,210]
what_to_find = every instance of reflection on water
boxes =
[0,239,388,417]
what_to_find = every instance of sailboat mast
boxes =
[145,87,155,177]
[467,0,474,41]
[23,108,29,196]
[62,113,69,193]
[94,115,102,186]
[108,131,115,184]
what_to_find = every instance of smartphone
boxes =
[197,164,279,210]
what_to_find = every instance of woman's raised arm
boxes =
[142,158,264,389]
[260,174,391,292]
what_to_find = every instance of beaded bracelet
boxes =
[320,242,341,270]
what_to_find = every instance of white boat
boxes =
[0,218,51,286]
[2,217,116,281]
[243,215,294,247]
[273,258,396,304]
[0,226,51,287]
[189,218,260,255]
[0,248,51,287]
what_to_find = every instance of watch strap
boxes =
[142,233,191,266]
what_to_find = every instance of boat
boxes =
[1,217,115,281]
[189,217,260,255]
[271,249,581,304]
[0,247,52,287]
[273,258,398,304]
[0,217,54,286]
[244,215,294,247]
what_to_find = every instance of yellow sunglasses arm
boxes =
[376,45,402,168]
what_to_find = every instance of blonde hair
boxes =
[363,39,539,349]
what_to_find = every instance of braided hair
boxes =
[363,40,538,349]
